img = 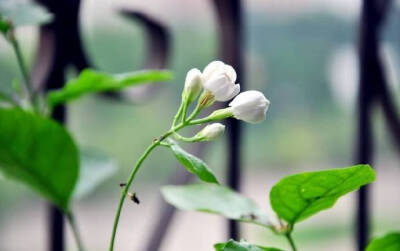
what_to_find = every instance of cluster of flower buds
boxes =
[177,61,270,142]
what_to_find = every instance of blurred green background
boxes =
[1,1,400,250]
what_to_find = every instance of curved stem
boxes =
[172,101,184,127]
[182,101,189,123]
[285,232,297,251]
[108,123,185,251]
[173,132,199,142]
[186,102,202,122]
[9,32,34,102]
[66,212,85,251]
[109,141,160,251]
[188,116,215,126]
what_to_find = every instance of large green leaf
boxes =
[74,148,117,199]
[161,184,270,227]
[168,142,219,184]
[366,232,400,251]
[0,0,52,26]
[47,69,172,107]
[0,108,78,211]
[270,165,375,225]
[214,240,283,251]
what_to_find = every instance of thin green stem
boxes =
[285,232,297,251]
[109,141,160,251]
[9,33,34,101]
[188,116,214,125]
[172,101,184,127]
[109,97,201,250]
[186,102,202,122]
[173,132,199,142]
[181,101,189,123]
[66,212,85,251]
[109,123,185,251]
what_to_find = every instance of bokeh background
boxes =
[1,0,400,250]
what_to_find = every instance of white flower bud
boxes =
[202,61,240,102]
[229,90,270,123]
[195,123,225,141]
[182,68,202,104]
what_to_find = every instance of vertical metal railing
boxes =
[212,0,244,239]
[33,1,90,250]
[356,0,397,250]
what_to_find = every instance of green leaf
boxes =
[74,148,117,199]
[0,15,11,34]
[366,232,400,251]
[214,239,283,251]
[168,142,219,184]
[47,69,173,107]
[0,0,52,26]
[161,183,270,227]
[270,164,375,225]
[0,108,78,211]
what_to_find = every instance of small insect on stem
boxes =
[239,213,258,221]
[127,192,140,204]
[119,183,126,188]
[249,213,257,220]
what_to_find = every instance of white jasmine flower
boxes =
[229,90,270,123]
[202,61,240,102]
[195,123,225,141]
[182,68,203,104]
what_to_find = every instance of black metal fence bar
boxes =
[33,1,90,250]
[356,0,394,249]
[213,0,244,239]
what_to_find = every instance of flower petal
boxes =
[203,61,225,82]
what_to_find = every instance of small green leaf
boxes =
[0,0,52,26]
[168,142,219,184]
[214,239,283,251]
[0,108,78,211]
[366,232,400,251]
[47,69,173,107]
[161,184,270,227]
[270,164,375,225]
[74,148,117,199]
[0,15,11,34]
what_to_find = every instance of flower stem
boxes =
[9,32,34,103]
[109,141,159,251]
[285,232,297,251]
[108,124,184,251]
[66,212,85,251]
[186,102,202,122]
[172,101,184,127]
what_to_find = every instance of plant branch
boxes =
[285,232,297,251]
[186,102,202,122]
[9,32,34,102]
[66,212,85,251]
[109,141,160,251]
[188,116,215,125]
[182,101,189,123]
[172,101,184,127]
[173,132,199,142]
[109,123,186,251]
